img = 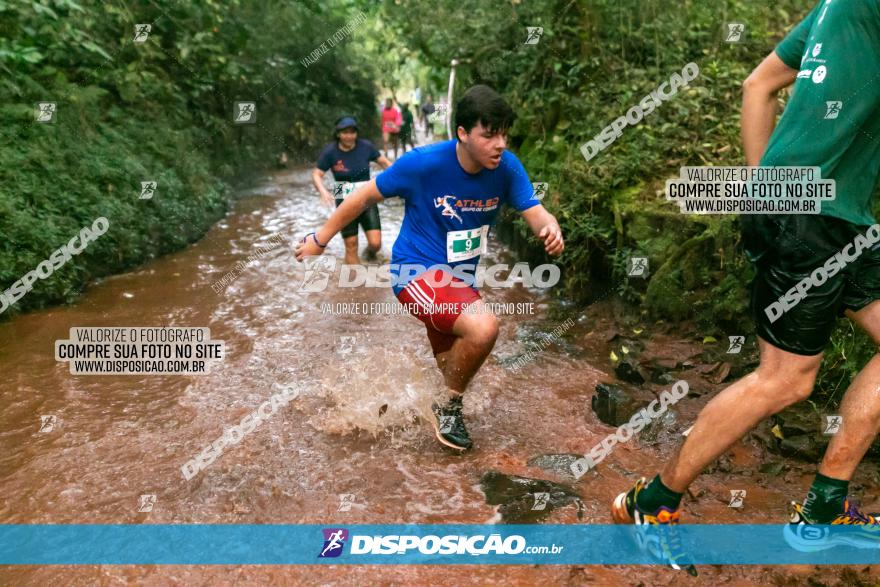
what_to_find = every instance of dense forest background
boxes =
[2,0,875,404]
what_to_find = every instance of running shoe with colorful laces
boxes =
[784,499,880,552]
[611,477,698,576]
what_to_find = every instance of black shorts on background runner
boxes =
[336,199,381,238]
[742,214,880,356]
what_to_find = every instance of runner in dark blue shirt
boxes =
[312,116,392,264]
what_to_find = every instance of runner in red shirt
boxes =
[381,98,402,160]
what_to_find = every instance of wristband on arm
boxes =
[306,232,327,248]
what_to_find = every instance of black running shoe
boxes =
[431,395,473,451]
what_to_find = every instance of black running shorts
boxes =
[742,214,880,356]
[336,199,381,239]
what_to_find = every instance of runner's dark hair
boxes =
[454,84,516,141]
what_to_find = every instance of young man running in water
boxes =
[296,85,564,450]
[612,0,880,550]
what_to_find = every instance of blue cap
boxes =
[335,116,358,130]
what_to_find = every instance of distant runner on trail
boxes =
[399,103,415,152]
[312,116,392,264]
[381,98,402,160]
[612,0,880,569]
[421,96,435,139]
[296,85,564,451]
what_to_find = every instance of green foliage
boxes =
[378,0,879,404]
[1,0,380,316]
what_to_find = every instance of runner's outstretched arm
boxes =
[521,205,564,256]
[294,180,384,260]
[311,168,335,207]
[741,52,798,166]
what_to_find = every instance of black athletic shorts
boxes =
[742,214,880,356]
[336,199,381,239]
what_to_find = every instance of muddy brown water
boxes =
[1,166,877,586]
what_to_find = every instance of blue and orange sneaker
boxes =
[784,499,880,552]
[612,477,698,576]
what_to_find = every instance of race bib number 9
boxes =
[333,181,368,199]
[446,225,489,262]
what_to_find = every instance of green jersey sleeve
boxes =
[774,4,819,69]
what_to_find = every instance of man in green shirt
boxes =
[612,0,880,547]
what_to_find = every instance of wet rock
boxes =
[591,382,653,427]
[638,410,677,444]
[480,470,584,523]
[645,358,679,384]
[526,454,584,481]
[759,462,786,476]
[778,435,827,462]
[764,405,880,461]
[614,358,645,384]
[773,403,819,437]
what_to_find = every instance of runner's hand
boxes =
[539,224,564,256]
[320,189,334,208]
[294,234,325,262]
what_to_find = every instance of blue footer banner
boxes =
[2,524,879,565]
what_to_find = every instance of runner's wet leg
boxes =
[435,300,499,398]
[343,235,359,265]
[364,229,381,260]
[659,337,821,493]
[819,303,880,480]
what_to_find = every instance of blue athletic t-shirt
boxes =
[316,138,380,182]
[375,139,540,294]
